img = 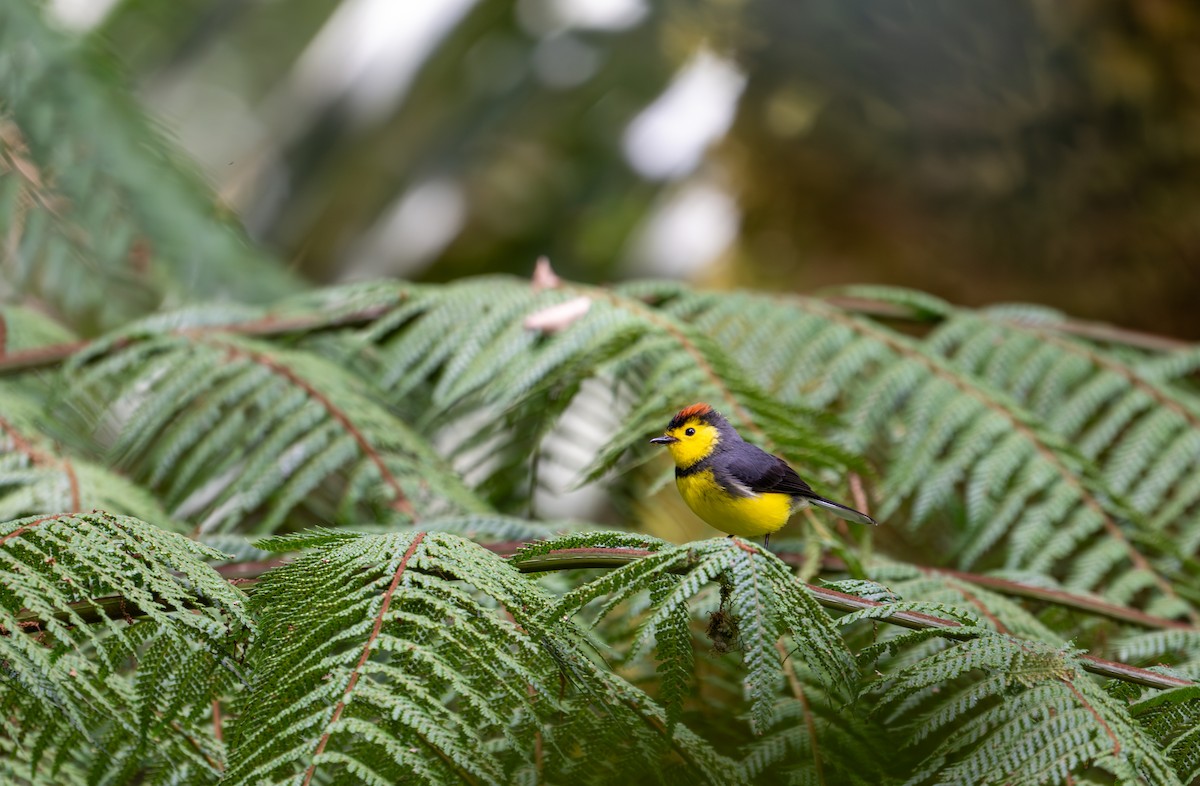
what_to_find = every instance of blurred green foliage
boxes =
[30,0,1200,337]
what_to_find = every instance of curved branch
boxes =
[0,305,396,376]
[823,294,1192,352]
[506,547,1192,690]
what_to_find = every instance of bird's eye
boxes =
[685,427,696,436]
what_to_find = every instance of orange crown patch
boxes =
[669,402,716,429]
[677,402,714,420]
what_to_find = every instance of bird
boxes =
[650,402,875,546]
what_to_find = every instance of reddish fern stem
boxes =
[1060,677,1121,756]
[212,699,224,752]
[208,339,415,517]
[0,512,76,547]
[0,304,395,376]
[302,532,426,786]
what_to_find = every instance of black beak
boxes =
[650,435,678,445]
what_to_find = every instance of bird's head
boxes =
[650,403,730,468]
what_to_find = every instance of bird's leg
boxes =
[763,534,770,549]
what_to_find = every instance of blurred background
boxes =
[46,0,1200,338]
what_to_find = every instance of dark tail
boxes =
[807,495,876,526]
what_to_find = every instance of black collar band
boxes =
[675,457,712,478]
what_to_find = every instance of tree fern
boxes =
[0,278,1196,782]
[5,10,1200,781]
[635,283,1197,621]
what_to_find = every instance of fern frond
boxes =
[0,512,249,783]
[922,305,1200,574]
[62,331,487,534]
[741,684,888,785]
[869,633,1180,785]
[352,277,857,512]
[226,529,740,785]
[648,286,1194,620]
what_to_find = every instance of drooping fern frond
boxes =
[914,302,1200,576]
[0,5,298,333]
[0,512,250,784]
[227,529,741,786]
[60,328,488,534]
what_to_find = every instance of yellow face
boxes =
[657,417,721,468]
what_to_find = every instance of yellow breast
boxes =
[675,469,794,538]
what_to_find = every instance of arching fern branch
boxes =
[837,285,1200,586]
[912,298,1200,578]
[857,629,1182,785]
[60,328,488,535]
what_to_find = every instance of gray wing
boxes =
[720,444,876,526]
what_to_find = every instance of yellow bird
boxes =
[650,403,875,546]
